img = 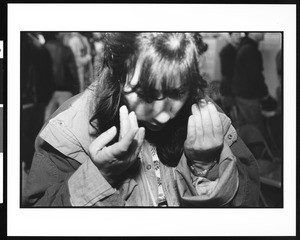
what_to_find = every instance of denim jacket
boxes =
[23,88,260,207]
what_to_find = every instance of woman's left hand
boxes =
[184,100,224,167]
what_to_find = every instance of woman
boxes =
[23,32,260,207]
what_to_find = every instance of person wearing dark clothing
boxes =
[44,32,80,121]
[275,48,282,113]
[232,34,269,99]
[232,33,276,135]
[267,48,283,158]
[220,33,241,97]
[219,33,242,125]
[21,32,54,171]
[21,33,54,106]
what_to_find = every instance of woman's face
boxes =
[123,62,189,131]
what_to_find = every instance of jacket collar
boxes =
[39,88,97,164]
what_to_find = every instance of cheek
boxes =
[124,92,152,120]
[135,104,153,121]
[124,92,139,108]
[170,99,187,115]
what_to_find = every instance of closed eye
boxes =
[168,89,188,100]
[134,87,188,103]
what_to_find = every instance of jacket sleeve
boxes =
[174,131,260,207]
[22,138,126,207]
[174,96,260,207]
[228,135,260,207]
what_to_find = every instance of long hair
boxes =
[90,32,208,167]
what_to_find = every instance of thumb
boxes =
[89,126,117,154]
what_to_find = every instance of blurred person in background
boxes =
[43,32,80,121]
[59,32,93,92]
[232,32,277,136]
[21,32,54,171]
[219,32,243,127]
[23,33,260,207]
[92,32,106,79]
[275,48,282,114]
[266,47,283,158]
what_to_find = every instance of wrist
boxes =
[188,159,218,178]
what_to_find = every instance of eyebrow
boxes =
[162,82,190,92]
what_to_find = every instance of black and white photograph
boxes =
[20,31,283,208]
[5,3,296,237]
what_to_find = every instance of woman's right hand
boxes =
[88,105,145,186]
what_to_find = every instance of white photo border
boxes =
[7,3,296,236]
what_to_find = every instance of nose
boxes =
[154,111,171,125]
[153,99,173,125]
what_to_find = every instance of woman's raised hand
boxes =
[184,100,224,168]
[88,105,145,186]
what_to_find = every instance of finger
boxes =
[89,126,117,154]
[129,111,138,130]
[132,127,145,161]
[207,101,223,138]
[198,99,213,137]
[135,127,145,149]
[123,127,145,166]
[129,111,139,144]
[136,127,145,146]
[119,105,130,139]
[125,111,141,157]
[191,103,203,140]
[186,115,196,145]
[128,126,145,154]
[110,127,138,156]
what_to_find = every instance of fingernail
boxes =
[189,115,195,123]
[139,127,145,137]
[120,105,128,113]
[191,104,197,112]
[200,99,207,105]
[109,126,116,132]
[129,111,136,117]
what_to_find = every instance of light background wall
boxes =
[202,33,282,99]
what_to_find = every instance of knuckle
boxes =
[193,141,202,150]
[184,142,193,151]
